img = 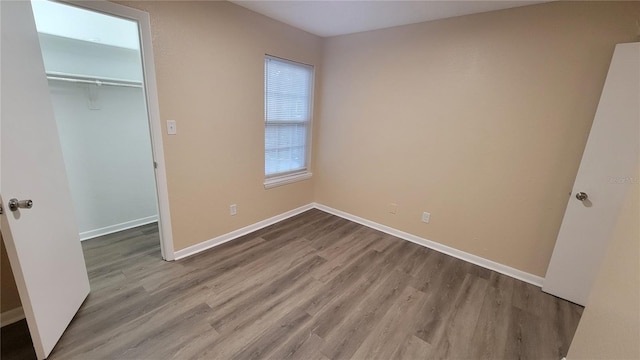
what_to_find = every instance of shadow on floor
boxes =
[1,319,36,360]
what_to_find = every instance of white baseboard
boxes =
[173,204,315,260]
[169,201,544,287]
[1,307,25,327]
[312,203,545,287]
[80,215,158,241]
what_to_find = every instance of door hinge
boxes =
[154,161,158,169]
[0,203,3,215]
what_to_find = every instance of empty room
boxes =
[1,0,638,359]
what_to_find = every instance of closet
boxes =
[33,1,158,240]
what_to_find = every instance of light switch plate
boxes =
[167,120,177,135]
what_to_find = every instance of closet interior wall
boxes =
[39,32,158,240]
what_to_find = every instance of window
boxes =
[264,56,314,188]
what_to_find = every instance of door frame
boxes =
[54,0,175,260]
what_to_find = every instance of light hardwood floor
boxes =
[5,209,584,359]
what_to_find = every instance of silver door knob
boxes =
[8,198,33,211]
[575,192,588,201]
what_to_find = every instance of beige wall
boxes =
[315,1,640,277]
[1,234,22,313]
[116,1,323,251]
[567,168,639,359]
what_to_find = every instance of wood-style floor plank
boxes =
[319,269,412,359]
[392,334,433,359]
[1,209,584,360]
[350,286,426,360]
[430,274,489,359]
[467,274,515,359]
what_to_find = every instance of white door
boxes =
[0,1,91,359]
[543,42,639,306]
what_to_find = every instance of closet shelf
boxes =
[46,71,143,88]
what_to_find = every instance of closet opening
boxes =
[31,0,167,258]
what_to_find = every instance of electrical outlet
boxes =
[230,204,237,216]
[388,203,398,214]
[421,212,430,223]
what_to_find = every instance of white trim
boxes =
[173,204,315,260]
[79,215,158,241]
[1,307,25,327]
[171,200,544,286]
[62,0,175,260]
[264,171,312,189]
[312,203,545,287]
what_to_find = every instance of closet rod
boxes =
[45,71,143,88]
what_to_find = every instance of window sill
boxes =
[264,171,312,189]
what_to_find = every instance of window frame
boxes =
[263,55,315,189]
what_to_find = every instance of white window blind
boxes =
[264,56,313,180]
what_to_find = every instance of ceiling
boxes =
[31,0,140,50]
[229,1,549,37]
